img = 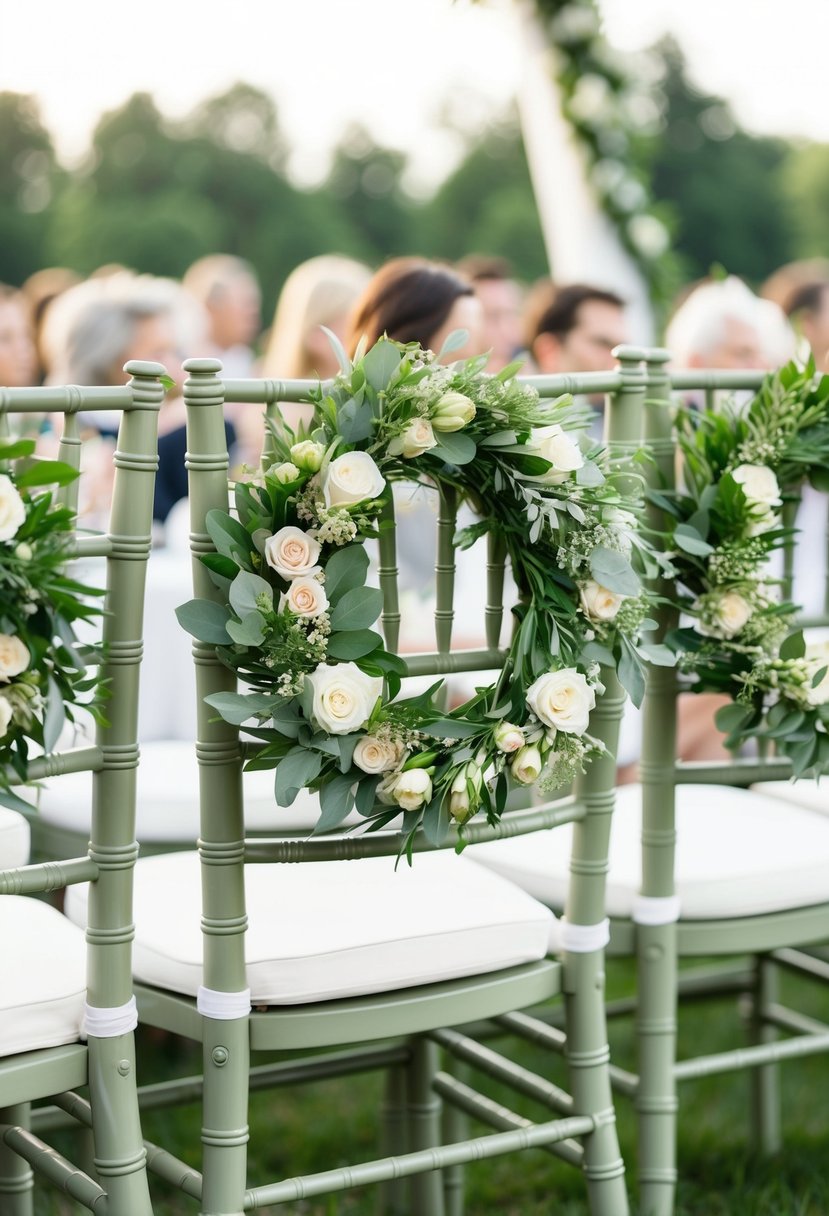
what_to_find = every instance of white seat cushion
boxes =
[471,784,829,920]
[0,896,86,1055]
[65,850,555,1006]
[0,806,31,868]
[751,780,829,816]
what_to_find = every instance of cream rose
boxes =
[308,662,382,735]
[694,591,752,640]
[494,721,524,753]
[579,580,625,623]
[512,744,543,785]
[279,577,329,619]
[805,641,829,707]
[264,526,322,580]
[353,734,400,774]
[289,440,325,472]
[526,668,595,735]
[0,475,25,543]
[0,634,30,683]
[530,424,584,484]
[390,418,437,460]
[731,464,782,511]
[0,695,12,736]
[323,451,386,508]
[269,461,301,485]
[432,391,476,433]
[391,768,432,811]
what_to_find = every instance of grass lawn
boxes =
[33,958,829,1214]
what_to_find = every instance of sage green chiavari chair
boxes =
[0,361,165,1216]
[64,356,636,1215]
[473,348,829,1216]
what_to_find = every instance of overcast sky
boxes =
[2,0,825,190]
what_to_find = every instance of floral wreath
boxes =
[178,333,654,851]
[656,359,829,777]
[0,440,104,811]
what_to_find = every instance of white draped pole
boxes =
[513,1,655,343]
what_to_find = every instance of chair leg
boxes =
[376,1064,410,1216]
[441,1060,470,1216]
[200,1016,250,1216]
[749,954,781,1155]
[564,950,629,1216]
[406,1037,445,1216]
[86,1034,154,1216]
[635,923,677,1216]
[0,1105,34,1216]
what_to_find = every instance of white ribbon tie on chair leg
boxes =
[197,986,252,1020]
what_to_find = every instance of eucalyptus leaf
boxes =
[175,599,231,644]
[229,571,273,619]
[275,748,324,806]
[361,337,402,390]
[205,510,253,563]
[429,431,477,466]
[226,612,266,647]
[780,630,806,661]
[617,640,645,709]
[436,328,469,358]
[326,629,383,660]
[203,691,278,726]
[329,586,383,632]
[673,524,714,557]
[43,675,65,752]
[337,397,374,443]
[589,547,640,597]
[314,773,356,834]
[16,460,78,488]
[324,544,370,602]
[422,796,451,847]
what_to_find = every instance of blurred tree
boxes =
[184,83,288,170]
[324,124,414,264]
[0,93,61,285]
[779,142,829,261]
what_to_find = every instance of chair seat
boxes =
[65,850,555,1006]
[751,780,828,816]
[0,896,86,1056]
[471,784,829,920]
[0,807,31,867]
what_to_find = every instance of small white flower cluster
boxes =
[0,475,32,739]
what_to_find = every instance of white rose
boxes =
[731,464,782,510]
[390,418,437,460]
[308,662,382,735]
[526,668,596,735]
[0,695,12,736]
[805,641,829,707]
[391,768,432,811]
[432,391,476,433]
[579,580,625,623]
[0,475,26,543]
[264,526,322,580]
[279,576,329,619]
[745,508,778,538]
[0,634,30,683]
[290,440,325,472]
[323,451,386,508]
[493,721,524,753]
[353,734,400,774]
[530,424,584,484]
[694,591,752,640]
[512,744,543,785]
[604,507,637,555]
[269,461,301,485]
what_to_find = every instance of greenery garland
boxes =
[656,360,829,777]
[0,440,104,810]
[178,334,658,852]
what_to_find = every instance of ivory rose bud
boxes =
[526,668,595,735]
[353,734,400,774]
[264,526,322,580]
[0,695,12,736]
[579,580,625,623]
[804,641,829,707]
[390,418,437,459]
[0,634,30,683]
[530,424,584,484]
[512,744,543,785]
[308,662,382,735]
[694,591,752,640]
[0,475,25,543]
[270,462,301,485]
[323,451,386,508]
[731,464,782,511]
[14,542,32,561]
[432,391,476,432]
[494,721,524,753]
[391,768,432,811]
[289,440,325,473]
[279,576,329,619]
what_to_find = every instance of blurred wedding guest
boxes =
[0,285,37,388]
[784,279,829,373]
[456,254,524,372]
[182,254,261,377]
[761,258,829,312]
[524,281,628,376]
[665,275,793,371]
[21,267,81,383]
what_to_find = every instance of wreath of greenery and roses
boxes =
[654,359,829,777]
[0,439,104,811]
[178,333,656,851]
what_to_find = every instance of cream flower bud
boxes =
[270,462,301,485]
[526,668,595,735]
[13,542,33,561]
[494,721,524,753]
[353,734,400,774]
[512,744,543,785]
[529,424,584,484]
[0,474,25,543]
[264,526,322,580]
[694,591,752,640]
[579,580,625,623]
[431,391,476,432]
[392,768,432,811]
[323,451,386,507]
[289,440,325,472]
[279,576,329,619]
[390,418,437,459]
[0,634,30,683]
